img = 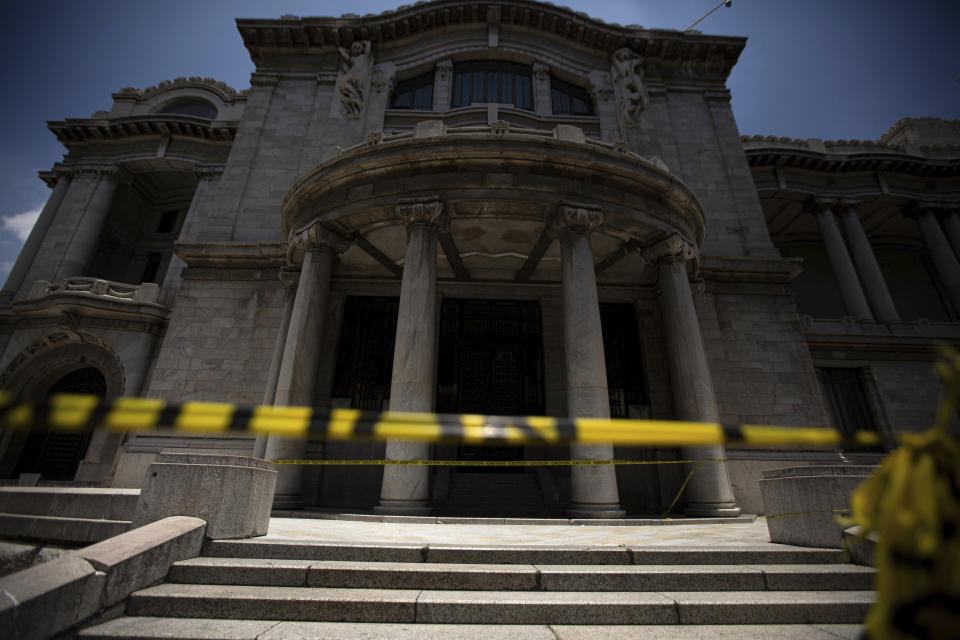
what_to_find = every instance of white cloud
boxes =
[2,206,43,242]
[0,261,12,284]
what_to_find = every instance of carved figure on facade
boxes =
[611,48,649,128]
[337,40,374,119]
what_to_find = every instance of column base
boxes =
[271,493,303,510]
[568,503,626,519]
[683,502,741,518]
[375,499,432,516]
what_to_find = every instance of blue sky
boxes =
[1,0,957,285]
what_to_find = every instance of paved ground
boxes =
[263,516,775,547]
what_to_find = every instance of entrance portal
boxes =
[436,299,544,470]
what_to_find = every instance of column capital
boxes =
[532,62,550,86]
[641,234,698,264]
[435,58,453,78]
[396,196,446,231]
[809,197,838,215]
[837,197,861,211]
[278,266,300,289]
[551,202,603,236]
[287,221,351,265]
[194,164,225,181]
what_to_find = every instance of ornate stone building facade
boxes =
[0,1,956,517]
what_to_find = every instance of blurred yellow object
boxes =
[845,348,960,640]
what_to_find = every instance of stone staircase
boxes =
[79,538,873,638]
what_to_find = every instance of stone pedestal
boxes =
[650,236,740,517]
[377,197,444,516]
[556,204,624,518]
[132,453,277,539]
[760,465,876,548]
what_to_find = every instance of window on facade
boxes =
[451,61,533,110]
[817,367,878,437]
[551,77,594,116]
[156,210,179,234]
[390,72,435,110]
[158,99,218,119]
[141,252,162,284]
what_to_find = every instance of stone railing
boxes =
[326,121,671,173]
[28,277,165,305]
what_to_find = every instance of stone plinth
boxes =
[760,465,876,548]
[132,454,277,539]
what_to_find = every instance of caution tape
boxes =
[0,391,886,449]
[270,458,727,466]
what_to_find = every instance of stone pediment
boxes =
[236,0,745,78]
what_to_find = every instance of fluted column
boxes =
[836,200,900,322]
[813,199,873,321]
[645,235,739,517]
[910,203,960,312]
[376,196,445,516]
[554,203,625,518]
[54,167,123,281]
[938,206,960,262]
[265,223,348,509]
[0,170,72,303]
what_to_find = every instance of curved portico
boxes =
[273,122,738,517]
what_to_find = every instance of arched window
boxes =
[451,61,532,110]
[551,77,594,116]
[390,72,434,110]
[158,98,218,119]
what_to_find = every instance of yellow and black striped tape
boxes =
[0,391,885,449]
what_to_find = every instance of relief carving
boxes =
[611,48,649,128]
[337,40,373,119]
[553,203,603,236]
[396,196,445,230]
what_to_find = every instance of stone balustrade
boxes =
[27,277,165,305]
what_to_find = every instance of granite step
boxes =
[168,557,875,591]
[203,539,849,565]
[78,618,865,640]
[124,583,874,625]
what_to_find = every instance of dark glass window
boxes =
[141,252,162,284]
[451,61,532,110]
[600,304,648,418]
[156,210,179,234]
[390,72,434,110]
[551,77,594,116]
[158,99,218,119]
[817,367,878,437]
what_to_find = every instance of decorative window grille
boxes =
[451,61,533,110]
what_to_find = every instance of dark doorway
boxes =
[331,296,399,410]
[437,299,544,469]
[15,367,106,481]
[600,303,649,418]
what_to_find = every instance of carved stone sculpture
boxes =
[611,48,649,128]
[338,40,373,120]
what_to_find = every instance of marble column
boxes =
[54,167,122,281]
[646,235,739,517]
[0,171,72,303]
[836,200,900,322]
[265,223,347,509]
[813,199,873,321]
[555,203,625,518]
[938,207,960,261]
[910,203,960,312]
[376,196,445,516]
[254,268,298,460]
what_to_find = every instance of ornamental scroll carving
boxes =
[396,196,446,231]
[611,48,649,128]
[337,40,373,119]
[552,203,603,236]
[641,234,698,264]
[287,221,350,264]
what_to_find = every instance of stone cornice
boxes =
[48,115,239,146]
[236,0,745,78]
[175,242,287,269]
[113,76,247,102]
[742,136,960,179]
